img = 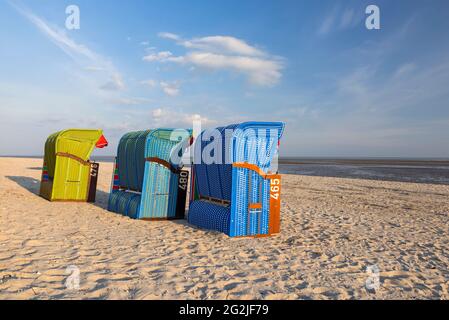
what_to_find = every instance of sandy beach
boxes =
[0,157,448,300]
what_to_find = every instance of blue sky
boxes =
[0,0,448,157]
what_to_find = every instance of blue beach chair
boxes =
[108,128,192,219]
[188,122,285,237]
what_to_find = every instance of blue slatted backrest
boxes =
[193,124,238,201]
[144,129,192,164]
[116,130,151,192]
[232,123,284,169]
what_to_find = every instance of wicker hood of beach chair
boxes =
[108,128,192,220]
[39,129,108,202]
[188,122,285,237]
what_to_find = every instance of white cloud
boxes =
[144,46,157,53]
[181,36,265,57]
[151,107,216,127]
[152,108,163,117]
[143,51,173,62]
[318,8,337,35]
[100,73,125,91]
[319,6,361,35]
[140,79,158,87]
[158,32,181,41]
[340,8,355,29]
[108,97,151,106]
[84,66,104,72]
[160,81,180,96]
[158,33,265,57]
[140,79,181,96]
[184,52,282,86]
[147,33,284,86]
[9,2,125,92]
[339,61,449,113]
[15,8,95,60]
[394,63,416,78]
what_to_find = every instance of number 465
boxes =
[270,179,280,200]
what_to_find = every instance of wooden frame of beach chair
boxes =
[188,122,285,237]
[39,129,108,202]
[107,128,192,219]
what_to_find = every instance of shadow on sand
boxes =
[6,175,110,210]
[27,167,43,171]
[6,176,40,195]
[92,189,110,210]
[5,176,193,224]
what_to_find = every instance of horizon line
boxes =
[2,155,449,161]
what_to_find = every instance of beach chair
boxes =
[108,128,192,219]
[39,129,108,202]
[188,122,285,237]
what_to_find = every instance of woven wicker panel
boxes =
[108,190,141,218]
[188,200,231,234]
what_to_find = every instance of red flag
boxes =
[96,134,108,148]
